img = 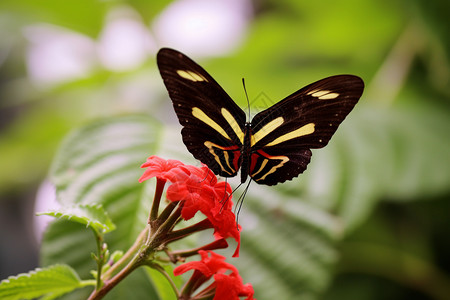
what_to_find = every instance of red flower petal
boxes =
[166,174,216,220]
[211,209,241,257]
[139,156,184,182]
[214,273,255,300]
[173,260,213,277]
[174,251,237,277]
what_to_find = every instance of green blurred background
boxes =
[1,0,449,299]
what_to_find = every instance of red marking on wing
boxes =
[249,149,270,174]
[232,149,241,173]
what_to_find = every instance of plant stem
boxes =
[101,226,148,280]
[88,253,145,300]
[157,203,183,234]
[89,216,178,299]
[165,219,213,243]
[155,201,179,229]
[169,238,228,259]
[149,178,166,223]
[92,228,104,291]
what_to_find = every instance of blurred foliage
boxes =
[41,116,162,299]
[0,0,449,299]
[0,264,89,300]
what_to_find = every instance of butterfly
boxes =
[157,48,364,186]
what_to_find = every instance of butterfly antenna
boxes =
[235,179,252,229]
[219,177,230,204]
[199,169,208,183]
[221,182,243,212]
[199,167,213,183]
[242,78,251,121]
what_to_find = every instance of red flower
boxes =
[166,170,216,220]
[140,156,240,256]
[165,165,240,256]
[174,250,255,300]
[139,155,183,182]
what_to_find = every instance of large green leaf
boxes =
[239,192,340,300]
[41,115,164,299]
[37,204,116,236]
[0,264,91,300]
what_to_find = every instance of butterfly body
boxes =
[157,48,364,186]
[240,122,252,183]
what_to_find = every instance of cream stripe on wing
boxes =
[256,155,289,181]
[250,117,284,146]
[250,159,268,177]
[307,89,339,100]
[265,123,315,146]
[192,107,231,140]
[177,70,208,82]
[221,108,244,144]
[204,141,233,175]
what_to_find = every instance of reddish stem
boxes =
[149,178,166,224]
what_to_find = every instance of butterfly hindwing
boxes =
[157,48,246,177]
[248,148,312,186]
[248,75,364,185]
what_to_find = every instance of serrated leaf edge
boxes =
[37,204,116,234]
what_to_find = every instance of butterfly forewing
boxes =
[157,48,246,177]
[247,75,364,185]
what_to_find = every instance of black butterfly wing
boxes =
[157,48,246,178]
[248,75,364,185]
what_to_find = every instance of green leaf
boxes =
[239,193,340,299]
[37,204,116,235]
[333,106,450,229]
[41,115,166,299]
[272,105,450,233]
[0,264,92,300]
[144,265,181,300]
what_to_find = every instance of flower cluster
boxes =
[139,155,240,256]
[174,250,255,300]
[139,156,254,299]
